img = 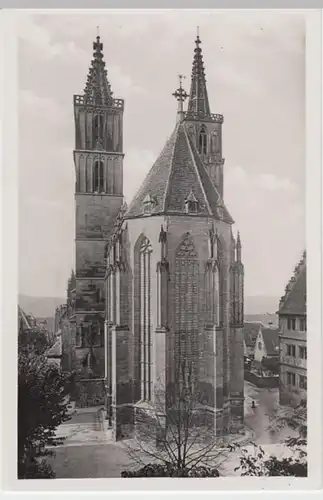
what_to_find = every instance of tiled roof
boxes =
[18,305,32,330]
[45,337,62,358]
[278,252,306,315]
[262,327,279,356]
[125,121,233,223]
[243,321,263,347]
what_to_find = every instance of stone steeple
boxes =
[83,35,114,106]
[187,32,211,118]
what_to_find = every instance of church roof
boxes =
[278,252,306,316]
[125,121,233,222]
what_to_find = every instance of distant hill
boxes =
[244,314,278,326]
[19,294,65,318]
[19,293,279,322]
[244,295,279,315]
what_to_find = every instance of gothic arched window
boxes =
[199,126,207,155]
[211,131,219,153]
[174,236,199,390]
[138,237,153,401]
[93,114,103,146]
[93,160,104,192]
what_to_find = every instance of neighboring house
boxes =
[253,326,280,376]
[243,321,263,358]
[18,305,32,334]
[45,335,62,368]
[278,252,307,407]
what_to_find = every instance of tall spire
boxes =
[187,29,211,117]
[236,231,242,262]
[83,35,113,106]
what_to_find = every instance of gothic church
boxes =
[60,33,244,439]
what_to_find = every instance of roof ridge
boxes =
[183,124,212,215]
[278,252,306,313]
[162,122,181,212]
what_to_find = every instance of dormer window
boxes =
[143,193,156,215]
[185,190,198,213]
[199,126,207,155]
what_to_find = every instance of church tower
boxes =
[73,36,124,404]
[105,32,244,439]
[185,33,225,197]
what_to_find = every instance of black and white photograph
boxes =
[2,7,322,491]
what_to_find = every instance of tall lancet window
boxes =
[93,114,103,146]
[139,237,153,401]
[212,264,220,326]
[175,236,199,390]
[93,160,104,192]
[199,126,207,155]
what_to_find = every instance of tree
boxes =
[121,359,229,477]
[18,352,71,479]
[18,326,50,356]
[230,441,307,477]
[267,397,307,443]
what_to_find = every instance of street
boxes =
[49,381,289,478]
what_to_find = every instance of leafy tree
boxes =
[267,398,307,443]
[121,359,233,477]
[18,327,50,356]
[18,352,71,479]
[230,441,307,477]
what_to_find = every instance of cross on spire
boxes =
[172,74,188,122]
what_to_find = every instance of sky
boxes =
[18,10,305,300]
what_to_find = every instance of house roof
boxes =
[278,252,306,315]
[243,321,263,347]
[262,356,279,373]
[18,305,32,330]
[261,327,279,356]
[45,337,62,358]
[125,121,233,222]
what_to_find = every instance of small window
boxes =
[287,317,296,331]
[143,193,155,215]
[287,344,296,357]
[299,375,307,390]
[299,346,307,359]
[299,318,306,331]
[185,190,198,214]
[287,372,296,386]
[258,342,262,350]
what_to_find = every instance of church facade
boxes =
[60,33,244,436]
[103,34,245,439]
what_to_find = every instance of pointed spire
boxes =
[236,231,242,262]
[83,35,114,106]
[187,29,211,117]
